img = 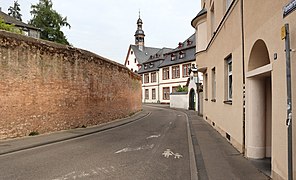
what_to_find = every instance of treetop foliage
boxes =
[8,0,22,21]
[29,0,71,45]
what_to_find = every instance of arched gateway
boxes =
[246,39,272,160]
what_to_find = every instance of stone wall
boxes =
[0,30,142,139]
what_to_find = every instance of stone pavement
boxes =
[183,109,271,180]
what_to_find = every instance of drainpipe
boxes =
[240,0,246,154]
[283,23,293,180]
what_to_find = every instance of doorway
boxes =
[189,88,196,110]
[246,39,272,176]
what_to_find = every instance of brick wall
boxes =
[0,30,142,139]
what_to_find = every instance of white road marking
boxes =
[52,166,116,180]
[162,149,183,159]
[115,144,155,154]
[146,134,161,139]
[162,149,174,158]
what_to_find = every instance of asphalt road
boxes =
[0,105,191,180]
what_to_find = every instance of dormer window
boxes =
[179,51,185,59]
[187,40,192,46]
[178,42,183,48]
[150,55,153,59]
[144,64,148,69]
[171,53,176,61]
[149,63,154,68]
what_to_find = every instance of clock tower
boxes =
[134,12,145,51]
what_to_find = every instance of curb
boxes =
[183,111,199,180]
[0,111,151,156]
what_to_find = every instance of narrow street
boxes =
[0,105,191,180]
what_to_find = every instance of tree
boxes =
[8,0,22,21]
[29,0,71,45]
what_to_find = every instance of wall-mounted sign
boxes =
[283,0,296,17]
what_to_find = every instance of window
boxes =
[163,87,170,100]
[226,56,232,100]
[152,89,156,99]
[172,65,180,79]
[172,86,179,93]
[144,64,148,70]
[171,54,176,61]
[211,3,215,35]
[145,89,149,99]
[134,58,137,63]
[128,61,129,65]
[183,64,191,77]
[178,42,183,48]
[149,63,154,68]
[179,51,185,59]
[205,73,208,100]
[163,67,170,80]
[187,40,192,46]
[226,0,232,10]
[144,73,149,83]
[131,50,133,55]
[212,68,216,101]
[151,72,157,83]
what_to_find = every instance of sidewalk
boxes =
[183,110,270,180]
[0,110,149,156]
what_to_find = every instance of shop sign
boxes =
[283,0,296,17]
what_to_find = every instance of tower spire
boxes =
[134,11,145,51]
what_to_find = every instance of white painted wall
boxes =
[188,75,198,111]
[170,93,188,109]
[125,49,140,72]
[142,71,160,103]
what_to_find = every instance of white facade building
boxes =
[139,34,196,104]
[125,16,201,107]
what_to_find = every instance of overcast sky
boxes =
[0,0,200,64]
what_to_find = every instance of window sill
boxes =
[223,100,232,105]
[211,99,216,102]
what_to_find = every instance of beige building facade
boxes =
[192,0,296,179]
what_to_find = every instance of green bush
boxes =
[0,18,22,34]
[176,85,188,92]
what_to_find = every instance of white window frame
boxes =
[212,68,216,101]
[205,73,208,100]
[227,57,232,100]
